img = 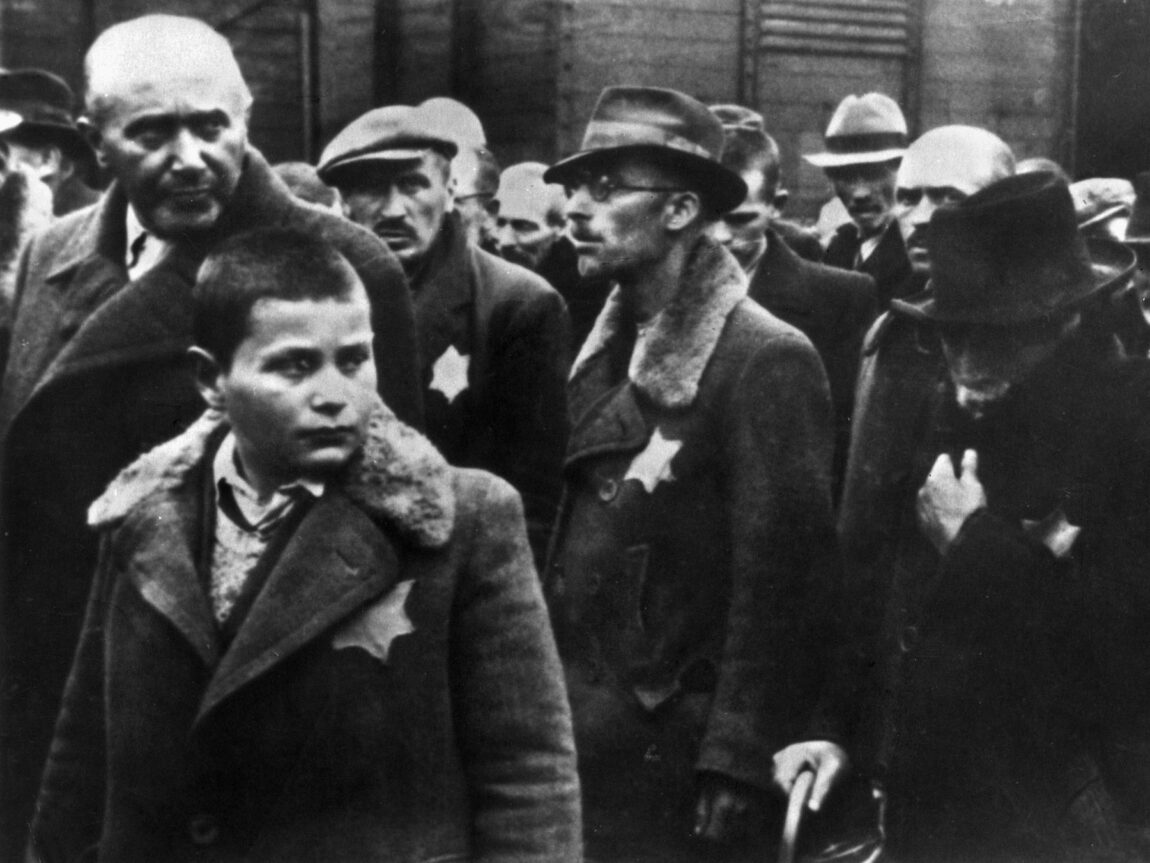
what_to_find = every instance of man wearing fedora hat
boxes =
[318,101,570,566]
[828,172,1150,860]
[0,68,99,217]
[542,85,846,862]
[808,93,913,308]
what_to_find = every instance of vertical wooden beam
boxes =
[901,0,925,139]
[374,0,403,106]
[1064,0,1083,176]
[738,0,760,106]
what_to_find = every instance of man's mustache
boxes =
[372,218,415,239]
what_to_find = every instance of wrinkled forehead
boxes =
[87,28,249,120]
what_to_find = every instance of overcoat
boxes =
[842,333,1150,861]
[544,236,843,862]
[823,218,913,309]
[29,400,580,863]
[748,228,877,493]
[413,214,569,564]
[0,148,423,856]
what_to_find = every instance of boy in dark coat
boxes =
[28,228,580,863]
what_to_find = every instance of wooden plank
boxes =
[763,0,908,12]
[585,0,741,13]
[567,6,737,41]
[765,3,907,26]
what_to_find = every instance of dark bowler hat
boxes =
[0,68,88,159]
[1123,171,1150,247]
[804,92,907,169]
[893,172,1136,325]
[542,86,747,213]
[317,104,459,186]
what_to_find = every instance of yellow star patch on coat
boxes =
[1022,507,1082,560]
[624,427,682,494]
[332,579,415,662]
[430,345,469,401]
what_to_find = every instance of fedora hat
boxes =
[893,171,1136,325]
[804,93,907,169]
[1123,171,1150,247]
[542,86,747,213]
[0,68,90,160]
[317,104,458,186]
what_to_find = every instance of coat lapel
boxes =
[752,229,810,316]
[123,476,221,668]
[196,493,401,725]
[565,374,651,466]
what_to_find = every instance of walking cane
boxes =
[778,770,815,863]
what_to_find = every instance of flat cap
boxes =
[317,104,458,185]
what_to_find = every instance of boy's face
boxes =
[200,286,378,494]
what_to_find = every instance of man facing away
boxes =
[807,92,913,308]
[542,85,845,863]
[0,16,421,856]
[318,103,570,565]
[709,108,876,497]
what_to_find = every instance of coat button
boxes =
[188,813,220,846]
[597,478,619,502]
[899,624,919,653]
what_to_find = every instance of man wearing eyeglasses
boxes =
[319,102,570,566]
[542,86,846,862]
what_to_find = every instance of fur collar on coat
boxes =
[88,396,455,549]
[571,235,747,410]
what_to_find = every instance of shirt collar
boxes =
[213,432,325,531]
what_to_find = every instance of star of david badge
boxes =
[431,345,469,401]
[624,427,683,493]
[332,579,416,662]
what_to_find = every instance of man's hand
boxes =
[771,740,849,812]
[916,449,986,554]
[693,771,767,843]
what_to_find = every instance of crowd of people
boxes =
[0,11,1149,863]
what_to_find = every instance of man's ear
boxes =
[189,346,227,411]
[78,117,108,169]
[663,190,702,232]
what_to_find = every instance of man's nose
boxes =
[496,222,517,249]
[710,220,732,245]
[564,186,591,221]
[909,197,935,229]
[377,187,406,220]
[169,128,207,172]
[847,181,872,201]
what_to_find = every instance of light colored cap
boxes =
[804,92,907,168]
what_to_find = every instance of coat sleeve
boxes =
[697,332,843,789]
[448,472,581,863]
[27,533,115,863]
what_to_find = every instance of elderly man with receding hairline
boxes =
[0,16,421,855]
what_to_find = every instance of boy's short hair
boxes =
[719,125,781,198]
[193,227,364,368]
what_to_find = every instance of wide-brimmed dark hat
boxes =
[317,104,458,186]
[542,86,747,213]
[1123,171,1150,247]
[804,92,907,169]
[0,68,89,160]
[893,171,1136,325]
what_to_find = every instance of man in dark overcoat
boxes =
[807,93,913,308]
[710,114,876,496]
[319,103,570,565]
[836,172,1150,861]
[0,16,422,856]
[839,125,1015,576]
[542,85,846,862]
